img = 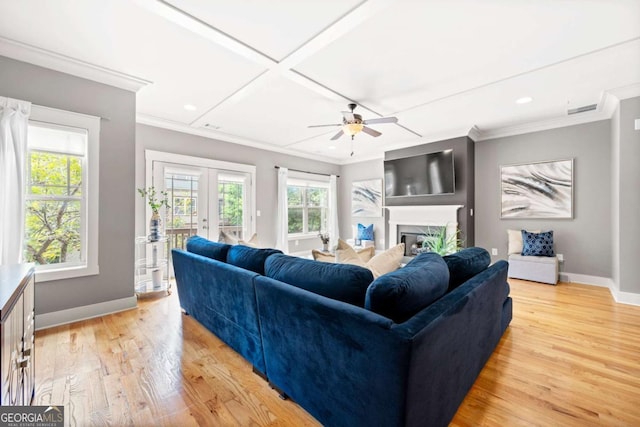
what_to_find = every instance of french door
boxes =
[152,161,253,250]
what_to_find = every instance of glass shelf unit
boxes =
[135,236,171,296]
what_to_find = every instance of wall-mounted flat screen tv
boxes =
[384,149,455,197]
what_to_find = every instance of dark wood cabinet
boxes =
[0,264,35,405]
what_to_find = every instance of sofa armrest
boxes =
[255,276,410,427]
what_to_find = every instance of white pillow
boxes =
[238,233,259,247]
[507,229,540,255]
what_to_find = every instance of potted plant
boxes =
[421,226,464,256]
[318,232,331,252]
[138,186,170,241]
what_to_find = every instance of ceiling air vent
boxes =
[567,104,597,115]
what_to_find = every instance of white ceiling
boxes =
[1,0,639,164]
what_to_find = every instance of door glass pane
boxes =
[219,177,244,240]
[165,173,198,249]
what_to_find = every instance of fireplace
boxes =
[387,205,463,255]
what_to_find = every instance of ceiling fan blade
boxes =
[308,123,341,128]
[341,111,355,121]
[363,117,398,125]
[330,130,344,140]
[361,126,382,137]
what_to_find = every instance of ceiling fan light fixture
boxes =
[343,122,364,136]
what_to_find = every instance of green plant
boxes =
[137,186,170,213]
[421,226,464,256]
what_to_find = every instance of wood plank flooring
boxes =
[34,279,640,426]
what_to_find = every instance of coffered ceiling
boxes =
[1,0,639,163]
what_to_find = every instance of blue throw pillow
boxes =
[265,254,374,307]
[186,235,231,261]
[226,245,282,275]
[521,230,555,257]
[357,223,374,241]
[365,252,449,323]
[442,247,491,292]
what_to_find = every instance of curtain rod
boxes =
[274,165,340,178]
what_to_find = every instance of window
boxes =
[287,179,328,236]
[24,106,100,281]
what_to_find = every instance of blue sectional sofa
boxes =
[172,236,512,427]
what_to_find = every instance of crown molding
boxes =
[137,113,341,165]
[474,107,613,141]
[607,82,640,101]
[0,36,152,92]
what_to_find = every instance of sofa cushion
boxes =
[522,230,555,257]
[226,245,282,275]
[365,252,449,323]
[186,235,231,261]
[265,254,374,306]
[442,247,491,292]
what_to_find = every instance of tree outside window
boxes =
[287,184,327,235]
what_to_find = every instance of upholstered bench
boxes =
[508,254,558,285]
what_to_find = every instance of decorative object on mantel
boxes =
[138,186,170,241]
[318,232,330,252]
[500,159,573,219]
[352,179,383,217]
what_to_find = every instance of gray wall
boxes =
[385,136,475,246]
[616,96,640,293]
[0,56,136,314]
[135,124,340,253]
[338,159,387,249]
[475,120,612,277]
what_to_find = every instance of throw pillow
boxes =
[219,230,239,245]
[507,229,540,255]
[365,252,449,323]
[238,233,259,247]
[366,243,405,279]
[336,245,367,267]
[311,250,336,263]
[521,230,555,257]
[357,223,374,241]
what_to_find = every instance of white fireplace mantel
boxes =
[387,205,463,247]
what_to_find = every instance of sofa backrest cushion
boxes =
[226,245,282,275]
[442,247,491,292]
[186,235,231,262]
[365,252,449,323]
[264,254,374,307]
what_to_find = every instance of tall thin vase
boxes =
[149,211,162,241]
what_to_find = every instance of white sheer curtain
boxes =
[0,97,32,265]
[275,167,289,252]
[327,174,340,251]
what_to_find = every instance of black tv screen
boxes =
[384,149,455,197]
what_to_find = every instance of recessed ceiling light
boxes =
[184,104,197,111]
[328,145,337,150]
[515,97,533,105]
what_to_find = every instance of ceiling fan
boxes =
[308,103,398,141]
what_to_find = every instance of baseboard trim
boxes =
[559,272,612,288]
[35,295,138,330]
[559,272,639,306]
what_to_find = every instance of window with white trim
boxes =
[23,106,100,281]
[287,177,328,237]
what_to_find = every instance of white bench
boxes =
[508,254,558,285]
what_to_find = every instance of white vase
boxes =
[149,211,162,241]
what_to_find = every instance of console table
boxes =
[0,264,35,405]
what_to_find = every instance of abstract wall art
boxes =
[501,159,573,219]
[352,179,383,217]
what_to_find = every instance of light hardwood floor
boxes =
[34,279,640,426]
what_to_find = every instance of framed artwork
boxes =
[352,179,383,217]
[501,159,573,219]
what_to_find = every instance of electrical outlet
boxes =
[557,253,564,262]
[491,248,498,256]
[256,210,261,217]
[295,240,299,246]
